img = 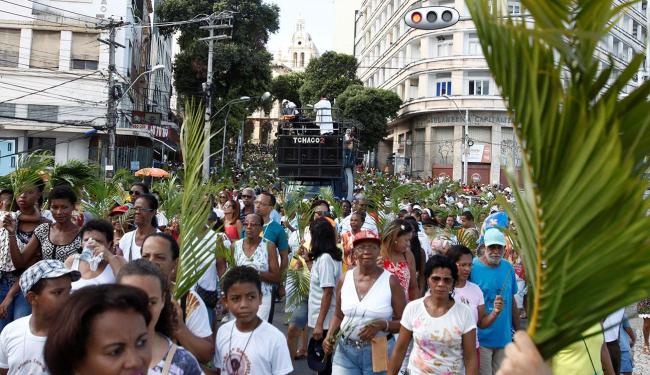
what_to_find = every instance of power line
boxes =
[0,80,105,105]
[0,129,104,160]
[0,114,100,126]
[0,0,97,26]
[22,0,103,22]
[0,70,100,104]
[0,9,91,28]
[0,57,107,78]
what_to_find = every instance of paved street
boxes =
[271,301,311,374]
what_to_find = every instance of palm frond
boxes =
[285,255,311,309]
[8,152,53,195]
[467,0,650,358]
[174,99,215,299]
[47,160,97,192]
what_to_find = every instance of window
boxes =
[468,79,490,95]
[300,52,305,67]
[7,142,11,152]
[28,137,56,154]
[507,0,521,15]
[71,32,99,70]
[10,156,15,168]
[431,35,452,57]
[30,30,61,69]
[27,105,58,122]
[466,33,481,55]
[0,28,20,68]
[0,103,16,118]
[436,81,451,96]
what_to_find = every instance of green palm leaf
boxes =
[6,152,53,196]
[285,255,311,309]
[174,99,216,299]
[466,0,650,358]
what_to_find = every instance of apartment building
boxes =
[0,0,175,175]
[354,0,648,184]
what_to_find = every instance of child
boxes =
[0,260,80,373]
[214,266,293,375]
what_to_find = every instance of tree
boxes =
[158,0,279,129]
[336,85,402,151]
[271,72,304,107]
[467,0,650,359]
[299,52,362,106]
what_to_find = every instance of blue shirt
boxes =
[469,257,518,348]
[241,220,289,253]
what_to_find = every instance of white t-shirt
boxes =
[183,290,213,339]
[214,320,293,375]
[339,213,378,233]
[453,281,485,348]
[0,315,48,373]
[401,298,476,375]
[308,253,342,329]
[194,231,230,292]
[603,308,625,343]
[156,212,169,228]
[119,229,161,261]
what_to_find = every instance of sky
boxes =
[265,0,335,55]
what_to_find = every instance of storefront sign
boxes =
[462,144,491,163]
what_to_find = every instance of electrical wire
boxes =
[0,57,107,78]
[0,129,104,160]
[22,0,103,21]
[0,0,96,26]
[0,80,106,105]
[0,70,100,104]
[0,9,91,28]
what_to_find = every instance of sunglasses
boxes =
[130,207,155,213]
[430,276,454,285]
[243,222,261,227]
[129,190,141,196]
[241,194,253,198]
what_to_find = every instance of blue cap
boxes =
[484,228,506,247]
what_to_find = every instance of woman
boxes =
[308,217,343,375]
[341,200,352,218]
[340,211,364,269]
[402,217,426,295]
[118,194,159,261]
[65,219,126,292]
[230,213,280,321]
[222,199,242,241]
[43,284,152,375]
[8,185,82,269]
[381,219,419,301]
[637,297,650,354]
[215,191,229,211]
[388,255,478,375]
[446,245,502,358]
[0,183,48,328]
[324,230,406,375]
[118,259,203,374]
[286,242,311,360]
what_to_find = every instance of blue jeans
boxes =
[332,336,395,375]
[0,274,31,332]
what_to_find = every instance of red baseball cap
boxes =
[109,205,129,216]
[352,230,381,246]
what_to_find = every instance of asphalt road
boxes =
[271,300,312,374]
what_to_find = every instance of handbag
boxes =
[195,284,219,309]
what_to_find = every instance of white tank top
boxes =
[340,269,393,340]
[70,257,116,292]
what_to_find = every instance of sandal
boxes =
[294,349,307,360]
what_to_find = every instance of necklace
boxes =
[227,318,261,374]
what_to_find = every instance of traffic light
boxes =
[405,7,460,30]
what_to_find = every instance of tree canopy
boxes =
[336,84,402,151]
[271,72,304,107]
[298,52,362,106]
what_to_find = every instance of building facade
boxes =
[273,17,319,73]
[354,0,648,184]
[0,0,175,175]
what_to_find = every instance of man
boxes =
[314,95,333,135]
[252,191,289,321]
[0,260,80,373]
[469,228,519,375]
[339,196,377,233]
[239,188,256,221]
[603,307,625,374]
[140,233,215,363]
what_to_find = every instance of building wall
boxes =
[332,0,363,54]
[0,0,166,174]
[355,0,648,184]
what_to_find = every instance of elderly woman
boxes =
[324,231,406,375]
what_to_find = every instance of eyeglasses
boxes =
[254,201,270,207]
[430,276,454,285]
[219,195,227,199]
[241,194,253,199]
[129,190,142,196]
[131,207,155,213]
[243,222,261,227]
[315,210,330,216]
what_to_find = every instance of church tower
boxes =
[284,16,319,71]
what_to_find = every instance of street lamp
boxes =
[443,94,469,185]
[118,65,165,102]
[218,96,251,172]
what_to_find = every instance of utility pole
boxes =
[98,18,126,179]
[200,12,233,180]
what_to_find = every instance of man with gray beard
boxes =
[470,228,520,375]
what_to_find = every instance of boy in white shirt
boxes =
[214,266,293,375]
[0,260,80,373]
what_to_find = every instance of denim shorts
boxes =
[289,301,308,328]
[332,335,395,375]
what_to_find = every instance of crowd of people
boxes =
[0,176,641,375]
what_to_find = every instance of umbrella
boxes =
[134,168,170,178]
